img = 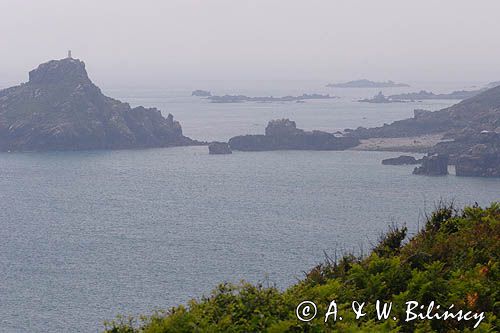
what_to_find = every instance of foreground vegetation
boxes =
[105,203,499,332]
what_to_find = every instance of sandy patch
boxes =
[351,134,449,152]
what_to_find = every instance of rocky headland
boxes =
[350,85,500,139]
[349,85,500,177]
[326,79,409,88]
[0,57,198,151]
[228,119,359,151]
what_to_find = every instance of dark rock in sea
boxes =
[0,57,197,151]
[382,155,421,165]
[413,154,449,176]
[359,91,406,103]
[207,93,336,103]
[208,142,232,155]
[192,90,211,97]
[228,119,359,151]
[326,79,409,88]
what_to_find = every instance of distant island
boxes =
[228,119,359,151]
[326,79,410,88]
[0,57,198,151]
[192,89,211,97]
[386,81,500,101]
[388,89,483,101]
[206,93,337,103]
[359,91,407,103]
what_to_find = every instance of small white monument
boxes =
[67,50,72,59]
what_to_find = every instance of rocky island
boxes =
[388,89,483,101]
[206,93,336,103]
[228,119,359,151]
[208,142,232,154]
[0,57,198,151]
[359,91,406,103]
[326,79,409,88]
[192,89,211,97]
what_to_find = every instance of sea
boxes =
[0,80,498,332]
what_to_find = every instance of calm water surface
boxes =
[0,82,498,332]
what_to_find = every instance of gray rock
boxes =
[455,142,500,177]
[382,155,420,165]
[208,142,232,154]
[192,90,211,97]
[359,91,406,103]
[413,154,449,176]
[229,119,360,151]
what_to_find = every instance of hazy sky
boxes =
[1,0,500,86]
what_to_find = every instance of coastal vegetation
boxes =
[105,202,500,332]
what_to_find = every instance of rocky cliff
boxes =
[229,119,359,151]
[0,58,196,151]
[350,85,500,139]
[454,133,500,177]
[413,154,449,176]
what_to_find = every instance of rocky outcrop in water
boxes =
[382,155,421,165]
[0,57,197,151]
[413,154,449,176]
[208,142,232,154]
[359,92,406,103]
[228,119,359,151]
